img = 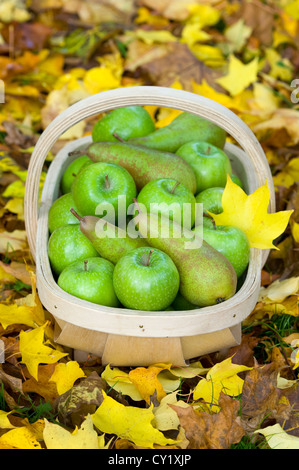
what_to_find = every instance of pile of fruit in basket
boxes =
[47,106,251,312]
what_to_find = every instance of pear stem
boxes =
[105,174,110,189]
[68,149,85,157]
[70,208,83,222]
[145,249,154,266]
[170,181,180,194]
[84,260,88,271]
[133,198,141,214]
[113,132,126,143]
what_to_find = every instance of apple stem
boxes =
[84,260,88,271]
[113,132,126,143]
[146,249,154,266]
[211,218,217,230]
[105,174,110,189]
[70,208,83,222]
[207,146,211,155]
[170,181,180,194]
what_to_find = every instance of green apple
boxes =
[194,223,250,278]
[71,162,137,220]
[60,155,92,194]
[231,174,243,189]
[48,224,99,276]
[48,193,82,233]
[195,187,224,215]
[171,292,198,310]
[176,141,232,193]
[92,106,155,142]
[57,257,120,307]
[136,178,196,228]
[113,247,180,311]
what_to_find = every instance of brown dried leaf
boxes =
[1,22,52,53]
[237,0,275,46]
[53,371,106,428]
[228,333,260,367]
[0,261,34,286]
[125,40,219,90]
[171,393,245,449]
[22,364,59,404]
[240,362,285,432]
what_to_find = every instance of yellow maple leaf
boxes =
[0,419,44,449]
[102,364,143,401]
[43,415,104,449]
[193,356,252,412]
[216,54,259,96]
[49,361,85,395]
[91,392,177,448]
[209,175,293,249]
[129,365,167,405]
[273,157,299,189]
[192,79,234,109]
[19,323,68,381]
[0,411,16,430]
[190,44,226,68]
[0,269,46,330]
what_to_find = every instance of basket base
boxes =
[53,318,241,367]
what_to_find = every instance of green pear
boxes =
[129,112,227,152]
[70,209,148,265]
[92,106,155,142]
[133,201,237,307]
[86,141,197,194]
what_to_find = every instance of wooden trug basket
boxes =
[24,86,275,367]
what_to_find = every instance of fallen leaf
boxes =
[0,261,34,285]
[216,54,259,96]
[0,0,31,23]
[240,363,283,433]
[54,371,106,428]
[0,419,44,449]
[171,393,245,449]
[49,361,86,395]
[22,363,59,403]
[19,323,68,381]
[91,391,177,448]
[255,423,299,449]
[0,229,27,254]
[193,356,252,412]
[128,365,167,405]
[101,364,143,401]
[258,276,299,303]
[209,175,293,249]
[153,392,189,431]
[224,19,252,53]
[273,157,299,189]
[0,410,16,429]
[43,414,102,449]
[254,109,299,147]
[0,270,46,329]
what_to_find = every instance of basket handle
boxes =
[24,86,275,259]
